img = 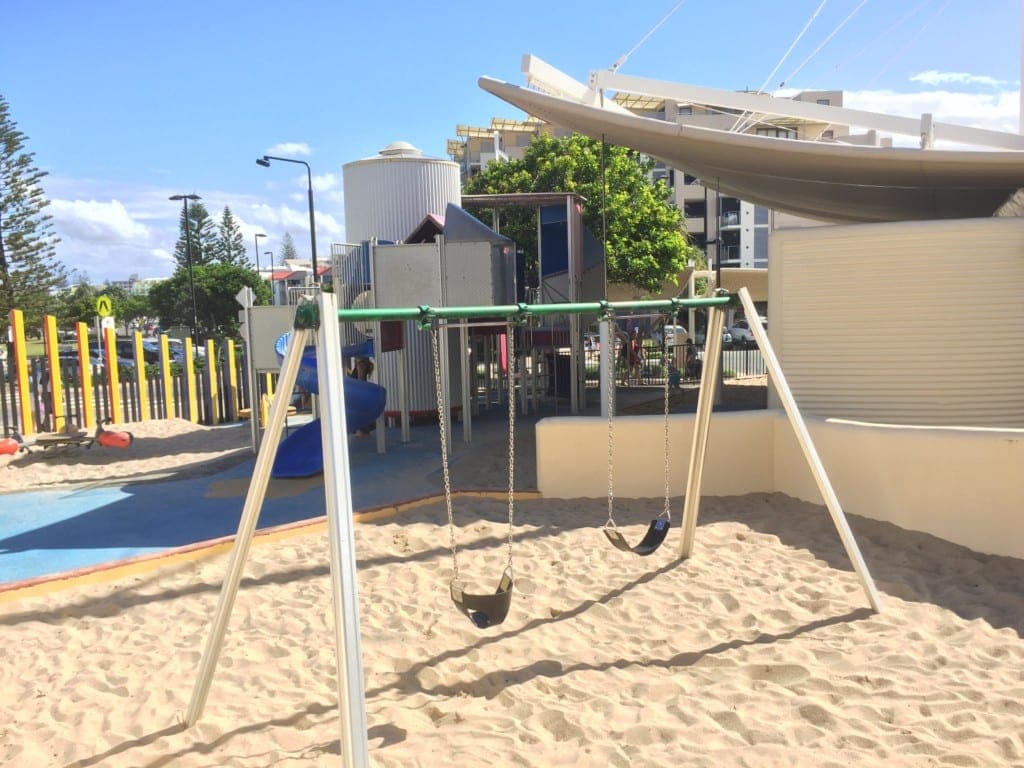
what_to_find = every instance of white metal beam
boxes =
[521,54,633,115]
[589,69,1024,150]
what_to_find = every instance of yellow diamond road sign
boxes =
[96,295,112,318]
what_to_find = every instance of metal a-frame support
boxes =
[679,287,882,613]
[184,293,371,767]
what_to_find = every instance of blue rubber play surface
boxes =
[0,423,454,587]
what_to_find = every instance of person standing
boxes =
[628,327,644,385]
[348,357,375,437]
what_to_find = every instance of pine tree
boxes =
[279,231,299,265]
[173,200,217,269]
[0,94,67,332]
[215,206,249,267]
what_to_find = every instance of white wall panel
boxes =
[769,217,1024,427]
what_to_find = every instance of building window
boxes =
[683,173,699,185]
[678,106,693,116]
[822,129,834,139]
[755,126,796,139]
[684,200,706,219]
[816,98,830,106]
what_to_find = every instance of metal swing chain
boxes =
[606,318,617,529]
[429,325,460,583]
[661,318,673,521]
[505,323,516,572]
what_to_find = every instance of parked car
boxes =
[58,349,103,368]
[694,327,733,346]
[728,317,767,346]
[659,324,689,347]
[115,337,160,363]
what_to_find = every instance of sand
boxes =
[3,492,1023,766]
[0,418,253,493]
[2,392,1024,766]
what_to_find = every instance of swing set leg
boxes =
[679,306,724,560]
[677,291,882,613]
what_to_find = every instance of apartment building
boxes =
[450,90,889,271]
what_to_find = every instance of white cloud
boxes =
[843,87,1020,141]
[266,142,311,157]
[313,171,340,194]
[50,198,151,242]
[910,70,1008,88]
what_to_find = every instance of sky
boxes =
[2,0,1020,283]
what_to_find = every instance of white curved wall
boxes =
[535,411,1024,559]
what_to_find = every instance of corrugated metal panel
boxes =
[342,145,460,244]
[770,217,1024,427]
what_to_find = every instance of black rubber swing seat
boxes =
[603,518,671,557]
[450,567,514,629]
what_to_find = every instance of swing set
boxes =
[184,288,882,768]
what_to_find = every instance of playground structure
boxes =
[269,332,386,478]
[186,289,882,768]
[331,195,610,453]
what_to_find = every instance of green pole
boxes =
[334,295,735,325]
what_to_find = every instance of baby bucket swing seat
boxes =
[602,313,674,556]
[430,322,517,628]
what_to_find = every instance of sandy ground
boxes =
[3,380,1024,766]
[2,495,1023,767]
[0,418,253,494]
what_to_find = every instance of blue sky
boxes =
[3,0,1020,282]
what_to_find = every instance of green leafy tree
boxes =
[173,200,217,269]
[0,93,67,335]
[58,279,99,329]
[149,263,269,341]
[58,280,152,335]
[279,231,299,265]
[464,133,701,293]
[215,206,249,267]
[99,283,150,334]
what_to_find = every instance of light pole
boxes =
[253,231,266,279]
[169,193,202,344]
[265,251,275,303]
[256,155,319,283]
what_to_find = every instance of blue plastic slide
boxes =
[271,333,387,478]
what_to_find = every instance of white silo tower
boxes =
[343,141,460,243]
[340,142,462,420]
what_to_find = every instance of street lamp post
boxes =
[253,232,266,279]
[265,251,275,303]
[169,193,202,344]
[256,155,319,283]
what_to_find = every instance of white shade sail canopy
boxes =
[479,76,1024,223]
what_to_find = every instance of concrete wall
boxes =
[536,411,1024,559]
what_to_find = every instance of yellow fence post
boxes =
[261,372,274,427]
[205,339,219,424]
[159,334,174,418]
[133,330,149,421]
[76,322,95,429]
[103,325,122,424]
[185,338,198,423]
[225,339,238,421]
[42,315,65,432]
[9,309,33,436]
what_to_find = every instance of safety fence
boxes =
[581,338,767,387]
[2,309,281,437]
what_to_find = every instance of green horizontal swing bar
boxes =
[333,295,736,325]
